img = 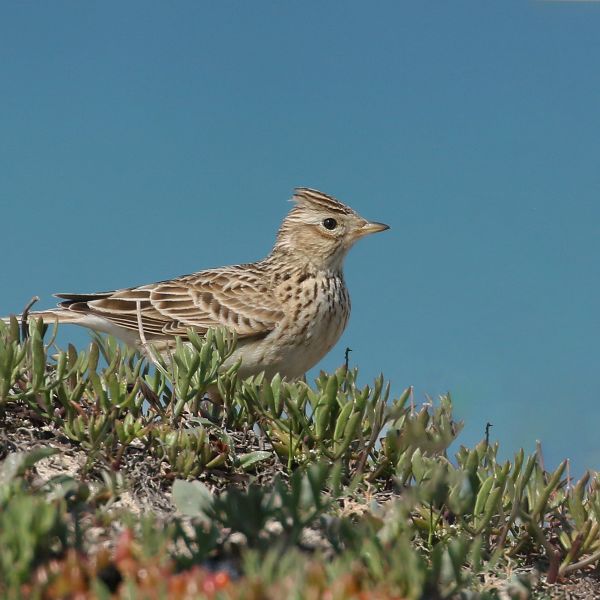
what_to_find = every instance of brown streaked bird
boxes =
[2,188,389,380]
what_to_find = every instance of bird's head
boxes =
[273,188,389,270]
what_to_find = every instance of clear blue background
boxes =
[1,2,599,471]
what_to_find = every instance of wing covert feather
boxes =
[57,265,283,339]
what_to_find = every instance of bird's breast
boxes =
[228,272,350,380]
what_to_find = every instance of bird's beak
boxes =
[358,221,390,237]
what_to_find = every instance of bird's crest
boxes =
[292,188,354,216]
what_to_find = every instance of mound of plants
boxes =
[1,317,599,598]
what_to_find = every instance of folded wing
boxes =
[55,265,283,340]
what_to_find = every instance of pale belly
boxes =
[82,307,347,381]
[226,298,349,381]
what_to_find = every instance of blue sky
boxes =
[1,2,599,471]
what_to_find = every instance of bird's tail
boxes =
[1,309,83,327]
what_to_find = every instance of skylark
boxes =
[3,188,389,380]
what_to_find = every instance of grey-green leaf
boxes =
[238,451,272,471]
[0,448,59,486]
[172,479,214,518]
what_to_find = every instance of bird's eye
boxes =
[322,218,338,230]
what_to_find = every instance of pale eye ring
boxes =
[322,217,338,230]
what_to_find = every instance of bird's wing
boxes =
[55,265,283,340]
